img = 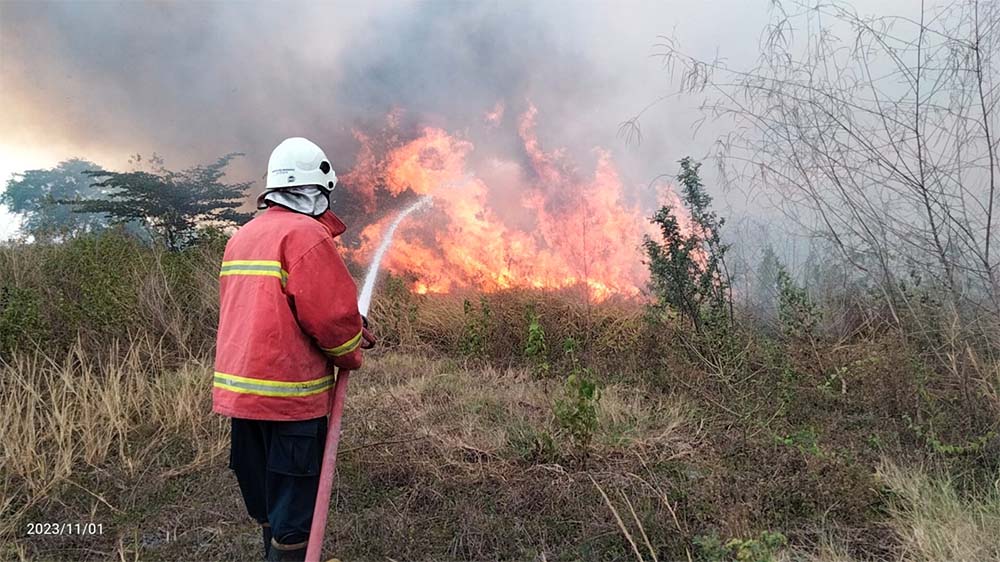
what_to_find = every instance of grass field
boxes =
[3,234,1000,561]
[3,345,1000,562]
[3,346,691,561]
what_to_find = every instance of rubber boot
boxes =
[261,523,272,560]
[267,538,308,562]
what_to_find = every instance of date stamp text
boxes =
[26,523,104,536]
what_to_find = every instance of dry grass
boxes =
[347,353,690,461]
[2,233,997,560]
[5,335,1000,560]
[0,334,971,561]
[1,339,696,560]
[771,463,1000,562]
[878,461,1000,562]
[779,541,857,562]
[367,282,649,369]
[0,336,226,542]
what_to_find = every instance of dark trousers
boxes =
[229,416,328,545]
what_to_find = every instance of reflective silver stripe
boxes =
[321,330,363,357]
[219,264,282,272]
[219,262,288,286]
[213,373,334,397]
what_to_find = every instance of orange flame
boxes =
[345,105,687,302]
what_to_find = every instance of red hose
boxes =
[304,369,351,562]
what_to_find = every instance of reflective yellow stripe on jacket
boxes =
[219,260,289,286]
[321,330,363,357]
[213,372,334,398]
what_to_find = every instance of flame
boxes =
[345,105,688,302]
[339,129,379,212]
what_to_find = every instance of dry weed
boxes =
[0,336,225,538]
[878,461,1000,562]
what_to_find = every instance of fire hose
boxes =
[304,367,351,562]
[304,326,374,562]
[305,196,432,562]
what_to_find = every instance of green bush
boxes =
[777,265,820,341]
[0,230,225,358]
[523,304,549,374]
[554,339,601,456]
[459,297,492,357]
[694,531,787,562]
[41,232,149,344]
[554,372,600,454]
[0,286,44,356]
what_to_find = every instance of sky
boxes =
[0,0,920,242]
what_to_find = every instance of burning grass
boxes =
[365,275,650,374]
[343,106,665,302]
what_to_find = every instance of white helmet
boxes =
[264,137,337,191]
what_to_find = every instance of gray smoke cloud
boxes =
[0,0,935,295]
[0,0,769,201]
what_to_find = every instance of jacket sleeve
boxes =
[285,238,364,370]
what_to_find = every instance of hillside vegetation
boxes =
[2,229,1000,562]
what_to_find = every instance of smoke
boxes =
[0,0,783,295]
[0,0,947,298]
[0,1,767,186]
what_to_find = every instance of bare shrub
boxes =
[627,0,1000,416]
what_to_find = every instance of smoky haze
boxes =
[1,0,925,285]
[0,1,767,201]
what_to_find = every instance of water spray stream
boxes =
[357,194,433,316]
[306,194,432,562]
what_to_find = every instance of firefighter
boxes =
[213,137,373,561]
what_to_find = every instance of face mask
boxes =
[260,185,331,216]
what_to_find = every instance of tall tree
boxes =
[1,158,112,241]
[753,245,782,324]
[75,153,253,250]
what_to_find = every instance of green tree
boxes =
[74,154,253,250]
[753,245,782,324]
[776,264,820,341]
[1,158,114,241]
[645,157,732,333]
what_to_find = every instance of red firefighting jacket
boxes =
[212,205,363,421]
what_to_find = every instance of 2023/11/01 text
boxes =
[26,523,104,536]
